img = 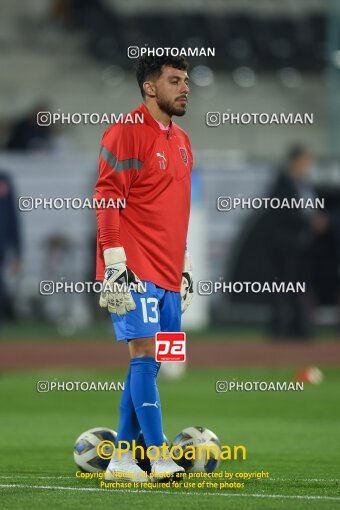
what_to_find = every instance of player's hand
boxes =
[99,247,145,315]
[181,251,193,314]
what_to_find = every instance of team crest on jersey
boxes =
[179,147,188,166]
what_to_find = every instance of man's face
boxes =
[149,66,189,117]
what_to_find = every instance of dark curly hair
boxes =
[135,55,189,98]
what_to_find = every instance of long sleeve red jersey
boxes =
[94,102,192,292]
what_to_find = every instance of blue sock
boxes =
[130,357,164,448]
[116,368,141,446]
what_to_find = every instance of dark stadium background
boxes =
[0,2,339,509]
[1,0,339,339]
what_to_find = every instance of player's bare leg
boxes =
[128,337,155,358]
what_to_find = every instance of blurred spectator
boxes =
[0,172,21,327]
[40,235,73,324]
[6,102,54,152]
[267,146,329,341]
[40,234,92,334]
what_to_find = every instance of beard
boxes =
[156,94,187,117]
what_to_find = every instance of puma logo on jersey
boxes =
[142,401,160,408]
[156,152,167,162]
[156,152,167,170]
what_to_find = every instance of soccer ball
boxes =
[73,427,117,472]
[171,426,221,473]
[159,362,186,380]
[134,431,169,473]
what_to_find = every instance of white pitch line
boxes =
[0,483,340,501]
[272,478,340,483]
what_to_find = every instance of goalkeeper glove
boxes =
[99,247,145,315]
[181,251,193,314]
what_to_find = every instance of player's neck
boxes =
[144,101,171,128]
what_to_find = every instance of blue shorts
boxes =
[111,281,181,342]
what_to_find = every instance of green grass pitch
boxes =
[0,366,339,509]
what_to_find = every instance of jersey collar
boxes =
[139,103,173,136]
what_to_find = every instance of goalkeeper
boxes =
[94,54,193,482]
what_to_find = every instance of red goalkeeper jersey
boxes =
[94,103,192,292]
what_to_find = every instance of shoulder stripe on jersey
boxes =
[100,145,143,172]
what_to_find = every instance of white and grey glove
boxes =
[99,247,145,315]
[181,251,193,314]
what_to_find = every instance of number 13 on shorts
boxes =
[141,297,159,323]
